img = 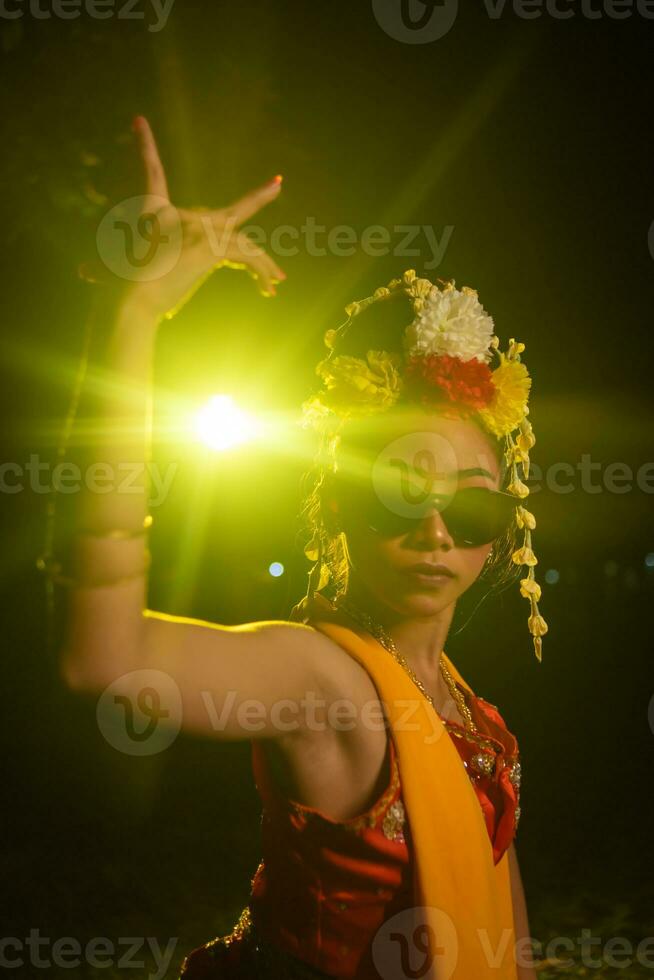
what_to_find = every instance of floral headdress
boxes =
[300,270,547,662]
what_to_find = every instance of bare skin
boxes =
[61,117,536,977]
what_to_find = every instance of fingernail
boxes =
[132,115,145,132]
[267,174,283,188]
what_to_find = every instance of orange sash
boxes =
[291,593,518,980]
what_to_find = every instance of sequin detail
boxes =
[381,799,406,843]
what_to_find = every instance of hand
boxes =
[83,115,286,321]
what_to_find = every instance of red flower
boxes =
[404,354,495,416]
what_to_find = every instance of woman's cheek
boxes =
[346,532,400,582]
[463,545,493,584]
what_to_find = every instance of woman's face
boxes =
[331,412,503,618]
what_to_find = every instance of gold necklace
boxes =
[333,594,498,776]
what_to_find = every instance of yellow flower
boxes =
[403,269,417,284]
[315,349,403,416]
[528,612,548,637]
[374,286,391,300]
[409,277,434,299]
[344,301,360,317]
[477,356,532,438]
[323,328,338,349]
[520,577,542,601]
[533,635,543,663]
[516,506,536,530]
[507,442,530,469]
[507,477,530,498]
[517,416,536,450]
[507,338,526,360]
[512,545,538,566]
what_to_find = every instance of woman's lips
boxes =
[405,564,456,587]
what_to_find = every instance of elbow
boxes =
[57,606,147,694]
[58,643,102,694]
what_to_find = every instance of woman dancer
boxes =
[54,116,543,980]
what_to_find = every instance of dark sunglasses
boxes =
[342,485,517,547]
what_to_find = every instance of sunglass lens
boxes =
[442,488,515,546]
[344,485,515,546]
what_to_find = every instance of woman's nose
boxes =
[412,508,454,549]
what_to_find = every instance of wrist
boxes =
[113,293,162,333]
[90,287,162,337]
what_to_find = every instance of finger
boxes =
[234,233,286,283]
[256,247,287,285]
[244,250,278,297]
[221,174,283,227]
[198,215,285,282]
[132,115,170,201]
[221,245,278,297]
[233,236,287,294]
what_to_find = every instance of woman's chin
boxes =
[390,586,456,617]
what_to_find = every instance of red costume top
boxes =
[179,682,521,980]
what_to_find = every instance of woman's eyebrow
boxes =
[457,467,495,479]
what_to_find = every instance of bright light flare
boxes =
[194,395,260,451]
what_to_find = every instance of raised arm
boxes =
[58,117,345,741]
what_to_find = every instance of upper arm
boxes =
[65,601,348,742]
[143,612,340,740]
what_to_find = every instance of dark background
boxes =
[1,1,653,977]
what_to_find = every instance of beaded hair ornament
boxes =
[299,269,547,662]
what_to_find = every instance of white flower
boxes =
[403,286,495,363]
